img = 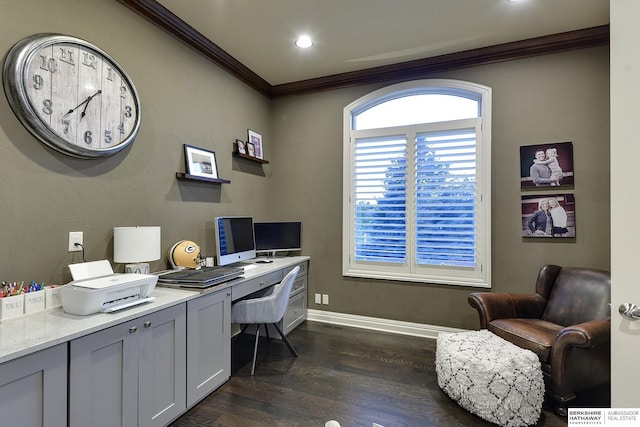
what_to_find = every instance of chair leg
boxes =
[251,325,261,376]
[273,323,299,358]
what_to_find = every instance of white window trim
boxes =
[342,79,492,288]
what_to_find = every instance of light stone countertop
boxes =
[0,286,199,364]
[0,256,310,364]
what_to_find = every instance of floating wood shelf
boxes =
[233,152,270,164]
[175,172,231,184]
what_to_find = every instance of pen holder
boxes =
[45,286,63,309]
[0,294,24,320]
[24,289,46,314]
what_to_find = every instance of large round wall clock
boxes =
[3,33,141,159]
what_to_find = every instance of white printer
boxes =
[61,260,157,315]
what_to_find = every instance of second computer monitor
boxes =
[254,221,302,256]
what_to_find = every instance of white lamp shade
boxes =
[113,226,161,263]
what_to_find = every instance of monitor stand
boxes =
[255,251,278,259]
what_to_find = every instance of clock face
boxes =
[3,34,141,158]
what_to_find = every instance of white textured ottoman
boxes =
[436,330,544,427]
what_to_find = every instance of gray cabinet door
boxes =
[139,304,187,427]
[0,344,67,427]
[69,304,187,427]
[186,288,231,406]
[69,319,139,427]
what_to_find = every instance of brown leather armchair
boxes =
[468,265,610,412]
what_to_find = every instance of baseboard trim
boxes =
[306,309,468,339]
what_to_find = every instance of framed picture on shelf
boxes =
[184,144,219,179]
[246,141,255,157]
[247,129,263,159]
[235,139,246,154]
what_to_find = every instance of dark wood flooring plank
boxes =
[171,321,608,427]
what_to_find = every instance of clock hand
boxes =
[63,90,102,119]
[63,98,90,118]
[79,90,102,122]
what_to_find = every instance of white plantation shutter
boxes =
[415,128,477,267]
[344,79,491,287]
[353,135,407,263]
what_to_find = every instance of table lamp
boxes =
[113,226,161,274]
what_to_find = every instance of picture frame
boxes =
[184,144,219,179]
[520,141,574,189]
[246,141,255,157]
[247,129,263,159]
[235,139,246,154]
[521,193,576,238]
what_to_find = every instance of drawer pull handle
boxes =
[129,326,137,333]
[144,321,151,328]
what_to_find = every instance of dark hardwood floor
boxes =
[170,321,609,427]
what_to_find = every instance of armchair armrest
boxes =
[553,317,611,350]
[468,292,547,329]
[548,317,611,396]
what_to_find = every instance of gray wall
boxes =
[0,1,610,330]
[0,0,272,284]
[271,47,610,329]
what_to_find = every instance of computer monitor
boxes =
[214,216,257,266]
[254,221,302,256]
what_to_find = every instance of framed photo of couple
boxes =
[520,141,574,189]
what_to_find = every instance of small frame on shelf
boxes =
[247,141,255,157]
[232,136,269,164]
[247,129,263,159]
[184,144,219,179]
[235,139,247,154]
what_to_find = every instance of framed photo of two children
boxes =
[520,141,575,238]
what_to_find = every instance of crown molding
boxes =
[270,25,610,98]
[116,0,272,96]
[117,1,609,99]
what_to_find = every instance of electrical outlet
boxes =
[68,231,83,252]
[314,293,322,304]
[322,294,329,305]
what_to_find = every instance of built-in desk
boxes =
[0,255,309,427]
[186,256,309,334]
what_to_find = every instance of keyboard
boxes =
[157,266,243,288]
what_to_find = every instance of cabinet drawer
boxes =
[284,261,307,278]
[232,270,283,301]
[283,291,306,335]
[290,275,306,297]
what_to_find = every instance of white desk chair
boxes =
[231,266,300,375]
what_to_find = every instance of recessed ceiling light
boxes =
[295,35,313,49]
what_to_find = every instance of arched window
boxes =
[343,79,491,287]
